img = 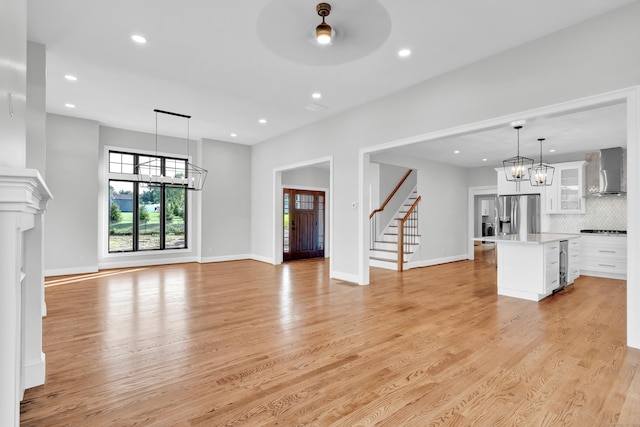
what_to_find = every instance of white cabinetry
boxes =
[543,161,586,214]
[544,242,560,293]
[567,238,581,284]
[480,199,490,216]
[495,239,575,301]
[580,235,627,279]
[496,169,541,196]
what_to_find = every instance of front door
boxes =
[283,189,325,261]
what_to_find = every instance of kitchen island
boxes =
[478,233,581,301]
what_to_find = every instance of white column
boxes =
[22,213,47,388]
[0,213,22,426]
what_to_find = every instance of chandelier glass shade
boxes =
[529,138,555,187]
[503,125,534,190]
[136,109,208,191]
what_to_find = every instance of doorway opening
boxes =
[283,188,325,261]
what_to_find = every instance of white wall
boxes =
[44,114,99,274]
[26,42,46,176]
[250,3,640,281]
[200,138,251,260]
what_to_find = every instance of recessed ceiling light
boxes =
[454,150,460,154]
[549,149,556,153]
[64,75,77,81]
[259,118,267,124]
[482,158,488,162]
[131,34,147,44]
[65,103,76,109]
[398,48,411,58]
[230,133,238,137]
[312,92,322,99]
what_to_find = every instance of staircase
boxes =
[370,189,421,270]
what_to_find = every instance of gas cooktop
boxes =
[580,229,627,235]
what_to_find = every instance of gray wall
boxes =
[379,164,410,204]
[250,3,640,280]
[26,42,46,176]
[368,151,468,264]
[45,114,99,274]
[467,166,497,188]
[282,167,330,188]
[0,0,27,168]
[200,138,251,259]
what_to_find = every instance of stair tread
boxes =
[369,248,414,254]
[373,240,419,245]
[369,257,408,263]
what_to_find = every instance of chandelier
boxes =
[136,109,208,191]
[503,124,534,191]
[529,138,555,186]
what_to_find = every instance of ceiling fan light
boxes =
[316,22,332,44]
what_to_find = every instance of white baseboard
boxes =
[331,270,362,284]
[369,259,397,270]
[98,256,198,271]
[581,270,627,280]
[406,254,468,270]
[23,352,46,390]
[45,265,98,277]
[249,254,275,264]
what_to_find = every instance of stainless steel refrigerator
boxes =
[495,194,541,236]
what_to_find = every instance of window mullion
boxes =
[133,181,139,251]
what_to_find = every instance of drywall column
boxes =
[0,170,52,427]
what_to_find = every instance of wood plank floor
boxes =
[21,245,640,426]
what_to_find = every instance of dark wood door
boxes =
[283,189,325,261]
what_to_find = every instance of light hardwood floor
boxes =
[21,246,640,426]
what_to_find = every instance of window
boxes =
[108,151,187,253]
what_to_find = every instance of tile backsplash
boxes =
[548,196,627,233]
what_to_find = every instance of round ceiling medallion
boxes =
[256,0,392,66]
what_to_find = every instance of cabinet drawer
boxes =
[580,256,626,274]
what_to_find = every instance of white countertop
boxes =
[476,233,580,244]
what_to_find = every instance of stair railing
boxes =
[397,195,421,272]
[369,169,413,250]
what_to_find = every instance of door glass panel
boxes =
[138,183,161,250]
[283,192,290,253]
[109,180,134,252]
[165,186,186,249]
[295,194,314,210]
[318,195,324,250]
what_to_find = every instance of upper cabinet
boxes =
[542,161,586,214]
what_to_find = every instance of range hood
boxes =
[585,147,626,196]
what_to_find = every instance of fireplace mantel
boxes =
[0,168,52,426]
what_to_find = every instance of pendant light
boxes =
[529,138,555,187]
[502,124,534,191]
[316,3,332,45]
[136,109,208,191]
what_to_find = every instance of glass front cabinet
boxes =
[543,161,586,214]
